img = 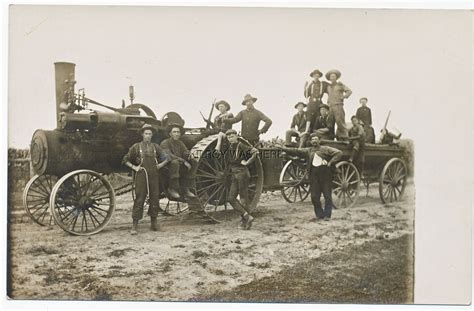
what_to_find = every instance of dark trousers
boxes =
[350,141,365,173]
[228,166,251,215]
[133,168,160,220]
[168,159,195,188]
[328,104,348,139]
[310,166,333,219]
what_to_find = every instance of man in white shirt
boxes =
[276,133,342,220]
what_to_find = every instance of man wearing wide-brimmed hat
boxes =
[213,100,234,131]
[160,123,196,200]
[122,124,170,234]
[304,69,328,127]
[325,69,352,140]
[313,104,335,141]
[223,94,272,146]
[285,101,310,147]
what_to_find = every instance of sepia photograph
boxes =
[4,3,471,307]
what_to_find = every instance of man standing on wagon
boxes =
[304,69,328,129]
[224,129,259,229]
[122,124,170,234]
[356,97,375,144]
[276,134,342,221]
[223,94,272,147]
[325,69,352,140]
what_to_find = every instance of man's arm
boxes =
[122,144,141,172]
[277,146,308,158]
[322,146,342,166]
[368,108,372,126]
[223,111,242,124]
[290,114,297,130]
[342,83,352,99]
[258,111,273,134]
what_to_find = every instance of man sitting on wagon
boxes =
[276,134,342,221]
[313,104,335,140]
[285,101,309,147]
[348,116,366,173]
[160,124,196,200]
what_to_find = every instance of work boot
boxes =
[184,187,196,198]
[244,214,254,230]
[130,220,138,235]
[168,178,181,199]
[150,217,159,231]
[238,215,246,229]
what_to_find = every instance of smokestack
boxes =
[54,62,76,127]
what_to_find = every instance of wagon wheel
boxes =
[190,134,264,222]
[279,160,310,203]
[379,158,407,204]
[332,161,360,209]
[50,170,116,236]
[125,103,157,119]
[23,174,57,226]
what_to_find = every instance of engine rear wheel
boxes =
[190,134,263,222]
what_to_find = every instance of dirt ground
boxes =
[7,181,414,302]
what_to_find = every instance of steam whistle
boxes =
[129,85,135,105]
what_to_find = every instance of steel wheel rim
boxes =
[191,135,263,222]
[50,170,115,235]
[280,160,310,203]
[379,158,407,204]
[23,174,57,226]
[332,161,360,209]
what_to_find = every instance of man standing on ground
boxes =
[325,69,352,140]
[122,124,170,234]
[285,101,309,147]
[225,129,259,229]
[223,94,272,146]
[276,134,342,221]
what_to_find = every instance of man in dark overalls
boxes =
[225,129,259,229]
[277,134,342,221]
[122,124,169,234]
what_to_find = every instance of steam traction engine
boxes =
[23,62,266,235]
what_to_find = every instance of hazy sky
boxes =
[8,5,471,147]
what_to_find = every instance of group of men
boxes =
[285,68,383,173]
[121,70,401,233]
[122,94,272,234]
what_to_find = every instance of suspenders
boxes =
[138,143,158,165]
